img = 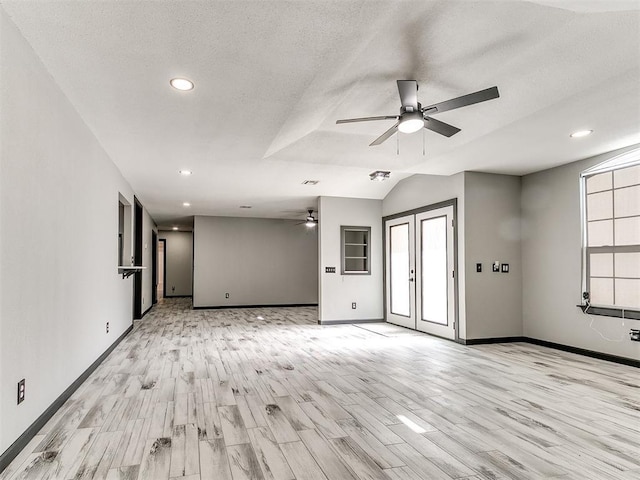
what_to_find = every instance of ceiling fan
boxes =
[295,209,317,227]
[336,80,499,146]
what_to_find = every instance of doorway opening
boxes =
[152,230,158,305]
[133,197,143,319]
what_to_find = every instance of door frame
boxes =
[158,238,167,299]
[152,230,158,305]
[382,198,460,342]
[133,197,143,320]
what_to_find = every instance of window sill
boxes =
[577,304,640,320]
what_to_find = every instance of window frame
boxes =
[341,225,371,275]
[580,149,640,317]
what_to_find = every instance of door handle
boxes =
[409,278,414,282]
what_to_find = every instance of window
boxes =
[582,151,640,312]
[341,226,371,275]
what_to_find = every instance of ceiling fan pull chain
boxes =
[397,131,399,155]
[423,127,425,156]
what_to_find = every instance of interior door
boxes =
[415,206,455,339]
[385,215,415,329]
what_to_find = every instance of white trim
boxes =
[581,147,640,177]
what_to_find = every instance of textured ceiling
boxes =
[2,0,639,227]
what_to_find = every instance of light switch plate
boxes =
[17,379,25,405]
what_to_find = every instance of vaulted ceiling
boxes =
[2,0,639,227]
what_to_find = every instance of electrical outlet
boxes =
[630,329,640,342]
[106,322,109,334]
[492,261,500,272]
[225,293,230,299]
[17,379,25,405]
[352,302,357,309]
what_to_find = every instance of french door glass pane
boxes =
[390,224,410,316]
[421,217,448,324]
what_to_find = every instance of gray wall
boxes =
[0,8,137,454]
[193,216,318,307]
[318,197,383,323]
[158,231,193,297]
[464,172,523,339]
[522,146,640,360]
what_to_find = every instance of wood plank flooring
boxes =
[2,298,639,480]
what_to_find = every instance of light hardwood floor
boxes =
[2,298,639,480]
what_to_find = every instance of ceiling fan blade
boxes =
[423,116,461,137]
[422,86,500,115]
[370,122,399,146]
[336,115,398,124]
[397,80,418,109]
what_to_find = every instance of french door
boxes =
[385,204,456,340]
[385,216,415,329]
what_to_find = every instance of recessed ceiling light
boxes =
[179,170,192,176]
[172,226,178,231]
[239,205,252,209]
[170,78,194,91]
[183,202,190,207]
[369,170,391,181]
[570,130,593,138]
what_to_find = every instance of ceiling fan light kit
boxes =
[398,110,424,133]
[337,80,500,146]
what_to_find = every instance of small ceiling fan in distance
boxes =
[336,80,499,146]
[295,209,317,227]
